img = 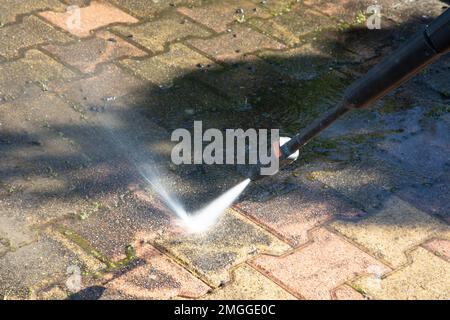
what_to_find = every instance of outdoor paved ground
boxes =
[0,0,449,300]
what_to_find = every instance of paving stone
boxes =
[375,118,450,180]
[257,42,354,81]
[236,179,363,247]
[0,87,107,223]
[330,20,398,62]
[0,0,65,25]
[202,264,296,300]
[43,30,147,73]
[257,0,303,16]
[251,228,390,300]
[351,247,450,299]
[120,43,220,86]
[50,229,107,273]
[178,0,270,32]
[396,179,450,222]
[113,12,211,53]
[39,1,138,37]
[187,25,285,62]
[53,63,145,108]
[62,0,91,6]
[423,239,450,262]
[308,158,427,211]
[153,208,291,287]
[0,236,78,299]
[106,244,210,299]
[0,15,73,59]
[424,56,450,97]
[37,285,69,300]
[303,0,377,23]
[0,49,75,102]
[110,0,204,19]
[331,196,450,268]
[195,54,288,101]
[126,78,235,131]
[383,0,449,25]
[0,216,36,249]
[332,284,365,300]
[59,188,179,265]
[248,7,335,46]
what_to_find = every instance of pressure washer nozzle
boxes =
[250,8,450,181]
[247,136,299,181]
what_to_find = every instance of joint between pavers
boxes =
[420,237,450,263]
[55,225,136,275]
[102,0,180,22]
[0,5,66,29]
[247,260,306,299]
[141,240,214,290]
[323,222,425,271]
[36,47,87,76]
[232,204,309,248]
[243,261,303,299]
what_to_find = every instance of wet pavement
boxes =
[0,0,449,299]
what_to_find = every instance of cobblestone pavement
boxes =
[0,0,449,300]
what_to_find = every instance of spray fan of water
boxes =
[98,112,251,234]
[140,165,251,234]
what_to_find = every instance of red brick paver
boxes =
[105,244,210,299]
[187,25,285,62]
[44,31,147,73]
[39,1,138,37]
[251,228,391,299]
[423,239,450,262]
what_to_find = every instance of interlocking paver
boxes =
[43,30,147,73]
[0,216,36,249]
[308,158,426,211]
[303,0,376,23]
[423,239,450,262]
[0,236,78,299]
[59,189,178,264]
[249,6,335,46]
[251,228,390,300]
[331,196,450,268]
[332,285,365,300]
[0,50,75,103]
[153,208,291,287]
[195,54,287,101]
[257,0,302,16]
[109,0,204,19]
[202,264,296,300]
[236,179,363,247]
[0,16,72,59]
[120,43,219,86]
[0,0,64,25]
[396,180,449,223]
[112,12,211,53]
[0,86,105,224]
[375,119,450,180]
[53,63,145,108]
[257,43,353,81]
[351,247,450,299]
[187,25,285,62]
[105,244,210,299]
[383,0,448,25]
[177,0,270,33]
[39,1,138,37]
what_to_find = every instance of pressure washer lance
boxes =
[250,8,450,181]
